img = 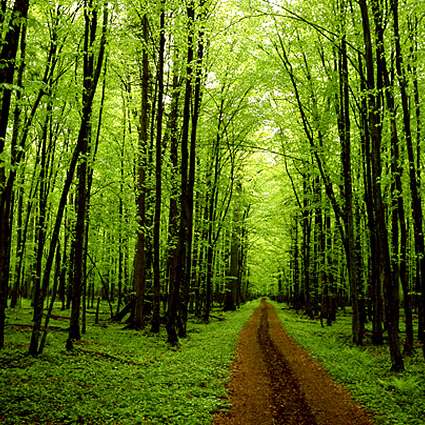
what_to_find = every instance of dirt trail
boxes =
[214,300,375,425]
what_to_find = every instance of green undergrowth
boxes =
[270,300,425,425]
[0,300,258,425]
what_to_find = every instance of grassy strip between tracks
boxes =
[0,300,259,425]
[270,300,425,425]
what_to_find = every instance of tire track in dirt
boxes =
[214,299,375,425]
[257,302,318,424]
[214,305,274,425]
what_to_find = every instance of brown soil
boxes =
[214,299,376,425]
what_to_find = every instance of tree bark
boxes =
[132,14,150,329]
[69,0,108,342]
[391,0,425,348]
[224,182,242,312]
[165,68,181,332]
[360,0,404,370]
[337,27,362,345]
[167,1,196,344]
[0,0,29,350]
[178,0,206,338]
[151,1,165,334]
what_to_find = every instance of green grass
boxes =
[270,301,425,425]
[0,300,258,425]
[7,299,423,425]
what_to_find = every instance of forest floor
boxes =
[214,299,376,425]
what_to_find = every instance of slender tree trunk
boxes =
[203,151,219,321]
[132,14,149,329]
[29,124,86,355]
[0,0,29,350]
[9,17,27,309]
[117,99,127,316]
[167,1,196,344]
[151,1,165,334]
[69,1,107,342]
[337,27,362,344]
[165,69,181,329]
[38,241,62,355]
[360,0,404,370]
[203,95,226,321]
[178,0,206,338]
[301,176,312,317]
[391,0,425,349]
[224,182,242,312]
[31,104,52,342]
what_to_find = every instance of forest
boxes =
[1,0,425,423]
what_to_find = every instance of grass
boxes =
[5,298,423,425]
[0,300,258,425]
[270,300,425,425]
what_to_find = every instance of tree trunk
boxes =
[165,68,181,331]
[69,1,108,342]
[0,0,29,350]
[224,182,242,312]
[178,0,206,338]
[337,27,362,345]
[151,1,165,334]
[8,17,27,309]
[132,14,150,329]
[391,0,425,349]
[167,1,196,344]
[360,0,404,370]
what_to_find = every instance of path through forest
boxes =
[214,300,376,425]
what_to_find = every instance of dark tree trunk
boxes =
[30,102,52,348]
[0,0,29,350]
[337,28,362,345]
[132,14,150,329]
[376,4,412,355]
[360,0,404,370]
[391,0,425,349]
[167,1,196,345]
[165,70,181,331]
[178,1,206,338]
[69,1,107,342]
[9,19,27,309]
[203,97,225,321]
[38,241,62,355]
[301,176,312,317]
[292,220,300,310]
[224,183,242,312]
[151,1,165,334]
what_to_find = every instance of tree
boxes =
[68,0,108,343]
[151,0,165,334]
[0,0,29,350]
[391,0,425,350]
[167,0,207,344]
[131,11,150,330]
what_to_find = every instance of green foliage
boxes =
[270,301,425,425]
[0,301,257,424]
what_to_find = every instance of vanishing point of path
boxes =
[214,299,376,425]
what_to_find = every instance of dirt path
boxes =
[214,299,375,425]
